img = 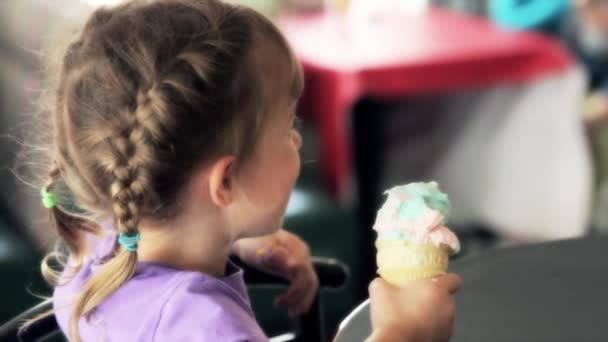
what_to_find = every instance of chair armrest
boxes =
[235,256,350,342]
[310,256,349,289]
[234,256,349,289]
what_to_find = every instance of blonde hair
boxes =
[28,0,303,340]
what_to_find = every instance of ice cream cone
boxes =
[372,182,459,286]
[376,239,450,284]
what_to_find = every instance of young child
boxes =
[31,0,459,340]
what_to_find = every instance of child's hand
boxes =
[232,230,319,318]
[367,274,461,342]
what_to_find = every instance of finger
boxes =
[288,292,315,318]
[368,277,398,297]
[433,273,462,294]
[284,271,308,302]
[283,257,300,277]
[286,265,318,299]
[274,271,314,309]
[287,279,317,317]
[274,292,288,308]
[284,269,316,313]
[275,279,306,315]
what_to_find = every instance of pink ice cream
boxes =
[373,182,460,254]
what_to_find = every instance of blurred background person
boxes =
[475,0,608,233]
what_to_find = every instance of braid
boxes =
[67,92,171,340]
[106,87,170,237]
[108,135,143,234]
[134,88,174,143]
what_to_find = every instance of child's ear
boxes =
[208,155,236,207]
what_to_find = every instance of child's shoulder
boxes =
[54,226,267,341]
[55,261,267,341]
[149,263,267,341]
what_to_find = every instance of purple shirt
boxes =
[53,231,268,341]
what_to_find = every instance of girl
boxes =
[31,0,459,340]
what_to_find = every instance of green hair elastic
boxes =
[41,187,57,209]
[118,232,141,252]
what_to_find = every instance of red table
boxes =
[280,8,573,198]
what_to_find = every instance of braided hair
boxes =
[32,1,303,340]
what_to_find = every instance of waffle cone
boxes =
[376,239,450,285]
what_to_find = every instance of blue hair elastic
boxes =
[118,232,140,252]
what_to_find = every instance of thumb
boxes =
[369,277,398,298]
[433,273,462,294]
